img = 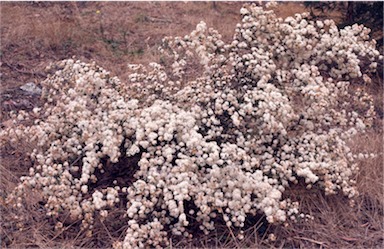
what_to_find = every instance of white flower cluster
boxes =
[2,4,381,248]
[3,59,137,232]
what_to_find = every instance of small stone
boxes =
[19,82,42,95]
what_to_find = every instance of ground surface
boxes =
[1,2,383,248]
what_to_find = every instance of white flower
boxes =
[92,191,106,210]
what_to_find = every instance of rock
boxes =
[19,82,42,95]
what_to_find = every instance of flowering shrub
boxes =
[2,4,381,248]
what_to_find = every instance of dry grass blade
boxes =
[293,236,328,247]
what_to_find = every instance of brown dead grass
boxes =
[0,1,243,92]
[273,131,384,249]
[1,2,383,248]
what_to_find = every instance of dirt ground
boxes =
[1,2,383,248]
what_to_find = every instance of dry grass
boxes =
[272,131,384,249]
[1,2,383,248]
[0,1,243,92]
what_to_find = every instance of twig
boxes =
[226,223,241,248]
[294,236,328,247]
[2,61,45,77]
[340,236,359,242]
[70,154,84,166]
[50,217,78,241]
[101,220,114,242]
